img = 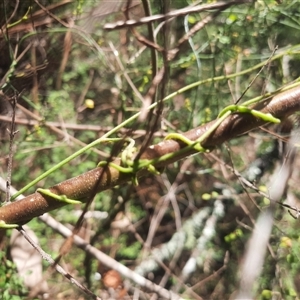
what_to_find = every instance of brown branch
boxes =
[1,86,300,226]
[0,116,166,137]
[1,0,72,35]
[104,0,252,30]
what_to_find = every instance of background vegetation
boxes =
[1,0,300,299]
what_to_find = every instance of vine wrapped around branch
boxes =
[0,85,300,226]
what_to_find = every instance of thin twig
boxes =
[235,46,278,104]
[18,226,102,300]
[5,94,17,203]
[0,115,166,137]
[104,0,251,30]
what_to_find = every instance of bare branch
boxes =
[104,0,252,30]
[39,213,183,300]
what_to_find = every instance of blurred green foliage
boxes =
[0,251,28,299]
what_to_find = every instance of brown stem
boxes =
[1,86,300,226]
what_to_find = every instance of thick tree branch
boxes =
[1,85,300,226]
